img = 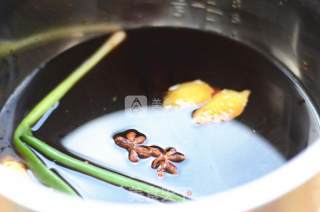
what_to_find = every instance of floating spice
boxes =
[163,79,251,124]
[163,79,215,108]
[113,130,186,177]
[193,89,251,124]
[149,146,185,177]
[113,129,151,162]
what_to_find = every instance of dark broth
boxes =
[0,27,319,203]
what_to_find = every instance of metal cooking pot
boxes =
[1,0,320,211]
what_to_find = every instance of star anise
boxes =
[113,129,152,162]
[149,146,185,177]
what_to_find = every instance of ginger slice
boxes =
[163,80,214,108]
[193,89,251,124]
[1,159,27,175]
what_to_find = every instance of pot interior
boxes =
[0,27,319,202]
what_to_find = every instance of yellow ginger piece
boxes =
[193,89,251,124]
[163,80,214,108]
[1,159,27,175]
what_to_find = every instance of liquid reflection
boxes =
[57,107,285,202]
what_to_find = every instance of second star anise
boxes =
[149,146,186,177]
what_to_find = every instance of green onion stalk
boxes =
[13,31,188,202]
[0,23,119,58]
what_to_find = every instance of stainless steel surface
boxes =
[1,0,320,211]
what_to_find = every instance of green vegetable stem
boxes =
[13,31,188,202]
